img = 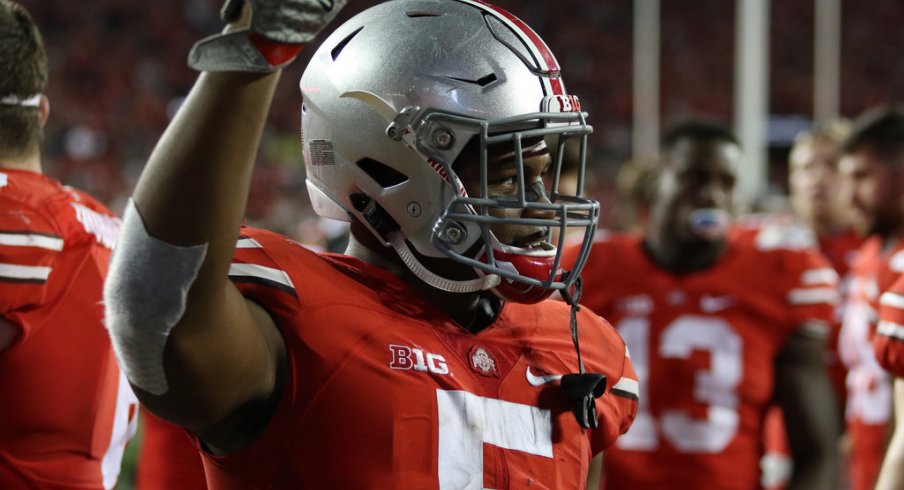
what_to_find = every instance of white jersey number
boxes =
[102,371,140,489]
[616,315,743,453]
[436,390,553,490]
[841,297,892,424]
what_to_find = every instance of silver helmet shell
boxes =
[300,0,598,298]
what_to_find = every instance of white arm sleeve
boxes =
[103,199,208,395]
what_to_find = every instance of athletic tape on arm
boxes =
[104,200,208,395]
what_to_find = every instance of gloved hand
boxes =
[188,0,347,73]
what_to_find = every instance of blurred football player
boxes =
[836,105,904,490]
[612,158,658,234]
[103,0,638,488]
[761,119,861,489]
[565,120,840,489]
[0,1,138,488]
[788,119,861,403]
[789,120,856,241]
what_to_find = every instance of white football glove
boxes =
[188,0,347,73]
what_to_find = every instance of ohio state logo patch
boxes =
[469,345,499,377]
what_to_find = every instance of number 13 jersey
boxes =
[565,230,836,490]
[197,227,639,490]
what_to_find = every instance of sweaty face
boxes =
[654,137,740,244]
[788,140,847,228]
[838,149,904,237]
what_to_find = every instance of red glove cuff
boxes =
[249,33,304,68]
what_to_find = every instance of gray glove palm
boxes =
[189,0,347,73]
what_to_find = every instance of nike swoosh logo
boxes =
[700,294,735,313]
[526,367,563,387]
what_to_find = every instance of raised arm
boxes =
[129,68,282,433]
[104,1,344,451]
[774,328,841,490]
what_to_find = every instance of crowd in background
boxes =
[7,1,904,489]
[18,0,904,240]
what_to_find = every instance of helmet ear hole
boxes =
[357,158,409,188]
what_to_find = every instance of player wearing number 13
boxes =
[103,0,639,488]
[564,121,841,489]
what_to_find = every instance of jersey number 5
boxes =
[617,315,743,453]
[436,390,553,489]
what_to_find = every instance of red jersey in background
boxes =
[0,169,138,490]
[566,227,836,490]
[838,236,904,490]
[874,269,904,374]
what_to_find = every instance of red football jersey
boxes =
[818,229,864,280]
[136,407,207,490]
[875,272,904,374]
[838,236,904,490]
[189,227,638,489]
[734,215,860,397]
[0,169,138,489]
[732,216,861,489]
[566,230,837,490]
[817,229,863,397]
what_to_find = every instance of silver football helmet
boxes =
[300,0,599,303]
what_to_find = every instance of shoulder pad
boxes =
[751,214,817,251]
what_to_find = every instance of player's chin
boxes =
[676,221,724,243]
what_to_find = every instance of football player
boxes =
[789,120,862,403]
[613,157,658,234]
[0,1,138,488]
[837,106,904,490]
[761,119,861,490]
[840,106,904,490]
[104,0,638,488]
[565,120,840,489]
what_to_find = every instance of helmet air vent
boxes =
[331,26,364,61]
[405,11,442,18]
[446,73,498,87]
[357,158,409,188]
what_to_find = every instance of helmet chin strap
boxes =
[390,233,500,293]
[559,276,607,430]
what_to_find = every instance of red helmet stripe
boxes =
[458,0,564,96]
